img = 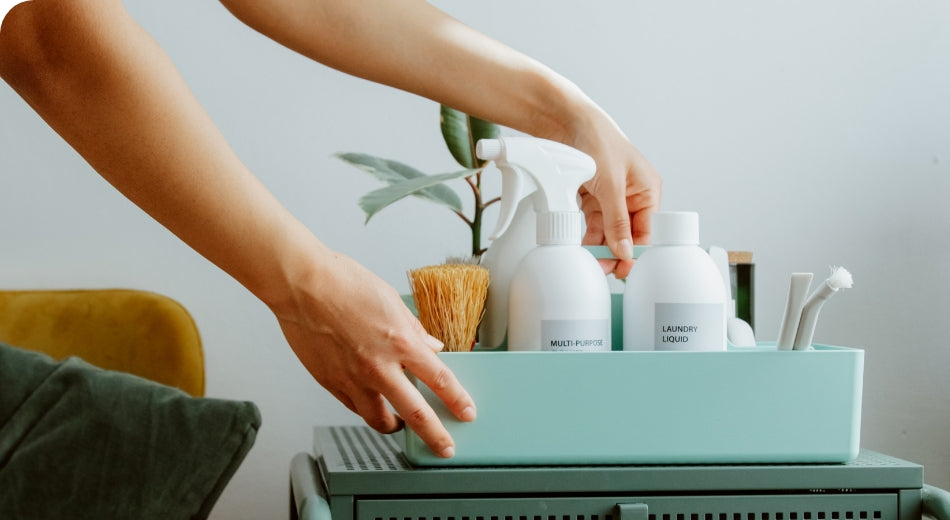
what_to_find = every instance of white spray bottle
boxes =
[476,137,611,351]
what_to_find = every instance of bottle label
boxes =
[654,303,724,349]
[541,319,610,351]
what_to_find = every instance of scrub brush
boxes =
[792,265,853,350]
[408,259,490,352]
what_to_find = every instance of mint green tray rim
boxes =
[404,344,864,467]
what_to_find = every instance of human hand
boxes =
[572,109,662,279]
[273,250,476,458]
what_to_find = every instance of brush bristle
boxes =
[408,263,490,352]
[827,266,854,290]
[443,255,481,265]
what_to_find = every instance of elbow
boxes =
[0,0,122,107]
[0,1,76,109]
[0,2,43,95]
[217,0,250,22]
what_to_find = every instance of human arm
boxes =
[217,0,662,278]
[0,0,473,457]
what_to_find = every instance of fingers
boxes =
[630,195,654,245]
[322,336,467,458]
[410,314,445,353]
[350,387,405,434]
[580,193,606,244]
[328,383,406,437]
[383,373,455,458]
[599,188,635,264]
[372,351,472,458]
[356,314,472,458]
[405,350,476,422]
[582,209,620,276]
[424,334,445,352]
[580,190,633,279]
[399,348,476,454]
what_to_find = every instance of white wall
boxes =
[1,1,947,517]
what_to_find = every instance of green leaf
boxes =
[439,105,500,169]
[335,152,426,184]
[358,169,479,223]
[335,152,463,213]
[468,114,501,153]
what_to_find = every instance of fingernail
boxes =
[617,239,634,260]
[460,406,476,422]
[439,446,455,458]
[425,335,444,351]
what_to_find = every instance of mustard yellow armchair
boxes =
[0,288,205,396]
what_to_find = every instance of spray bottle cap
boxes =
[476,137,595,245]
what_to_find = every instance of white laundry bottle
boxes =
[476,137,611,352]
[623,211,726,351]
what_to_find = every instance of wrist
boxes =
[523,69,589,145]
[519,69,620,160]
[253,234,333,323]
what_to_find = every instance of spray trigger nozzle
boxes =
[477,137,596,242]
[475,139,503,162]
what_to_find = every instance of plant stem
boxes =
[474,181,482,257]
[464,115,488,257]
[453,209,473,227]
[466,174,483,257]
[472,207,483,257]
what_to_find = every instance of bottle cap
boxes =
[651,211,699,245]
[537,211,583,245]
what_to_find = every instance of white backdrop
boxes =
[1,1,947,518]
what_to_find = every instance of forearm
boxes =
[1,0,481,455]
[0,0,321,311]
[218,0,597,146]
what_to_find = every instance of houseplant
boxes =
[336,105,500,258]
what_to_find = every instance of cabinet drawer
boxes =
[357,493,896,520]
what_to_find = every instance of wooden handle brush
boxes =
[408,261,490,352]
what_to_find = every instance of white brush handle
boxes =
[776,273,813,350]
[792,282,837,350]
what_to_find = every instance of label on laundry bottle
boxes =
[541,319,610,351]
[654,302,725,350]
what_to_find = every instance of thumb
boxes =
[409,313,445,353]
[600,191,634,262]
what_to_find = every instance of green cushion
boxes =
[0,343,260,519]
